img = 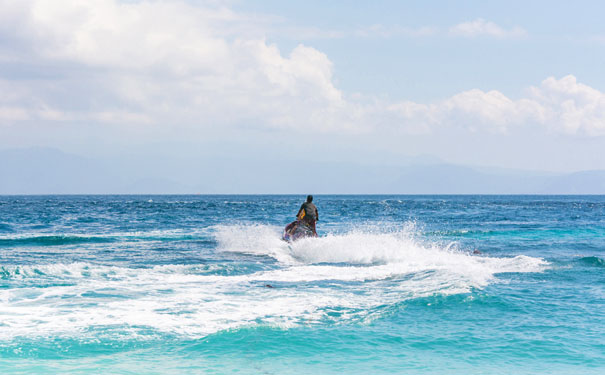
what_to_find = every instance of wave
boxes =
[213,223,546,270]
[0,262,253,281]
[0,235,116,247]
[0,229,216,247]
[576,256,605,267]
[434,227,605,240]
[0,224,548,341]
[0,223,13,233]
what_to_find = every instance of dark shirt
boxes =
[299,202,318,221]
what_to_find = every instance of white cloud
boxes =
[0,1,603,139]
[449,18,526,38]
[527,75,605,136]
[381,75,605,136]
[0,0,346,132]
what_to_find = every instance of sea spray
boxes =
[1,195,603,375]
[0,224,547,341]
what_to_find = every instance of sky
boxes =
[1,0,605,177]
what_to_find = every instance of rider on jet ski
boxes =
[297,195,318,236]
[283,195,319,241]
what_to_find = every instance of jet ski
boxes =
[282,220,316,242]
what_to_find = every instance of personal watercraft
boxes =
[282,220,316,242]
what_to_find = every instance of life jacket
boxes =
[299,202,317,221]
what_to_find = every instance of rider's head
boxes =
[306,195,313,203]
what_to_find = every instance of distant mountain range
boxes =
[1,147,604,194]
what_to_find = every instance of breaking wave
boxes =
[0,223,548,341]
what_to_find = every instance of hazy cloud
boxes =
[449,18,526,38]
[0,106,29,122]
[353,24,438,38]
[278,24,438,40]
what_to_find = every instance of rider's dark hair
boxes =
[307,195,313,202]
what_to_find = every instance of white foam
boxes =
[0,224,549,340]
[0,228,214,241]
[214,224,294,263]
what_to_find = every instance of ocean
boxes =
[0,195,604,374]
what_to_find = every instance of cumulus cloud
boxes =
[527,75,605,135]
[449,18,526,38]
[0,0,345,131]
[382,75,605,136]
[0,1,603,138]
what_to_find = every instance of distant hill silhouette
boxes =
[1,147,604,194]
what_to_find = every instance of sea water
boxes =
[0,195,603,374]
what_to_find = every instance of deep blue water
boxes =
[0,195,604,374]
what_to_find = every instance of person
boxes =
[296,195,318,236]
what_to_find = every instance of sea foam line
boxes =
[0,224,548,340]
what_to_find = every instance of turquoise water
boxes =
[1,195,604,374]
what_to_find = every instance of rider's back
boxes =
[300,202,317,221]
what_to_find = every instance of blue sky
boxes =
[236,0,605,90]
[1,0,604,177]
